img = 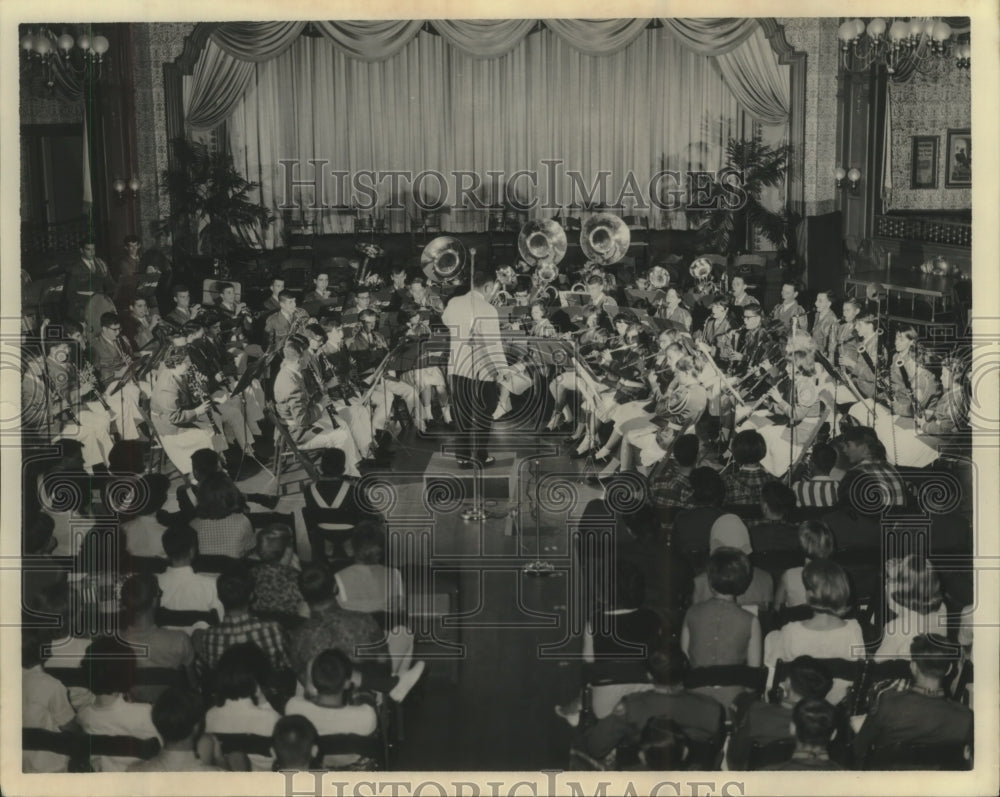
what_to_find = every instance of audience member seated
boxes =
[76,637,159,772]
[190,471,256,559]
[127,687,222,772]
[271,715,320,772]
[839,426,908,509]
[727,655,833,769]
[335,522,404,616]
[774,522,836,610]
[289,562,425,703]
[249,524,309,622]
[632,717,691,771]
[157,524,224,632]
[121,474,172,560]
[819,491,883,552]
[204,643,281,771]
[648,434,699,511]
[192,567,291,676]
[681,548,763,711]
[580,642,724,763]
[670,467,727,557]
[302,449,370,563]
[750,482,798,553]
[792,443,840,508]
[22,629,77,773]
[120,573,196,703]
[764,560,864,705]
[284,649,379,769]
[760,698,844,770]
[69,528,131,635]
[876,554,948,660]
[723,430,775,505]
[851,634,973,766]
[169,448,280,524]
[691,515,774,609]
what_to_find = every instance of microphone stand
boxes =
[787,317,798,486]
[523,459,555,574]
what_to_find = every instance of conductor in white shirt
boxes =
[441,264,510,468]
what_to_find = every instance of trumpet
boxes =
[491,289,512,307]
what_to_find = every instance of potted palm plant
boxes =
[158,137,273,267]
[691,129,798,258]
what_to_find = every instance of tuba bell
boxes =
[689,257,715,284]
[580,213,630,266]
[517,219,568,269]
[421,236,466,283]
[648,265,670,289]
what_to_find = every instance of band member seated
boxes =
[728,275,760,309]
[919,354,969,436]
[843,313,883,404]
[397,310,454,430]
[403,275,445,321]
[165,284,201,327]
[302,270,334,306]
[493,301,558,420]
[584,273,618,315]
[149,346,225,475]
[259,276,285,316]
[655,288,692,331]
[347,309,422,433]
[272,335,363,475]
[770,280,808,333]
[728,304,773,380]
[889,326,940,418]
[810,291,839,358]
[696,298,734,360]
[831,298,863,403]
[264,290,311,351]
[546,308,609,433]
[88,312,146,441]
[214,282,253,333]
[22,337,115,472]
[121,295,160,351]
[621,353,708,472]
[737,350,827,478]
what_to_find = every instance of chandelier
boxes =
[837,18,970,76]
[20,25,109,92]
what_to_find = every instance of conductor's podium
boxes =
[423,451,518,503]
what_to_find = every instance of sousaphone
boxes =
[421,236,466,283]
[580,213,630,266]
[517,219,568,269]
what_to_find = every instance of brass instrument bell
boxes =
[517,219,568,268]
[648,265,670,289]
[580,213,630,266]
[421,236,466,282]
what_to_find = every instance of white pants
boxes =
[103,379,145,440]
[55,402,115,471]
[847,401,940,468]
[295,416,362,476]
[151,416,222,476]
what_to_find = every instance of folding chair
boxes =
[138,405,186,481]
[863,740,972,771]
[265,401,322,482]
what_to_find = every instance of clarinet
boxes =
[188,369,224,438]
[307,358,341,429]
[79,360,112,411]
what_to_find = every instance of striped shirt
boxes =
[792,476,840,508]
[191,611,290,674]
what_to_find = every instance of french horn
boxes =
[517,219,568,269]
[580,213,630,266]
[421,236,466,283]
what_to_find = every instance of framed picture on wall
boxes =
[910,136,939,188]
[945,128,971,187]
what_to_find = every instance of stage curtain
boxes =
[210,21,307,62]
[185,40,255,131]
[661,18,759,55]
[716,26,789,125]
[227,26,749,239]
[312,20,424,61]
[543,18,652,55]
[433,19,538,58]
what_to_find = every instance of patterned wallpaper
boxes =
[888,66,972,210]
[134,23,196,241]
[778,17,840,218]
[19,84,85,126]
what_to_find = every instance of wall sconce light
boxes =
[112,176,141,202]
[834,166,862,195]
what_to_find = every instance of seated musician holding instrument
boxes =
[402,275,445,319]
[830,298,863,404]
[346,309,423,434]
[397,309,454,430]
[729,275,760,309]
[259,276,285,317]
[810,291,839,359]
[919,353,969,436]
[655,288,693,331]
[121,296,160,352]
[264,290,311,351]
[696,298,735,359]
[214,282,252,332]
[620,353,708,472]
[165,284,201,327]
[150,346,226,475]
[493,300,558,420]
[737,349,828,479]
[22,336,115,472]
[546,308,609,433]
[584,273,618,316]
[770,280,808,334]
[88,312,147,441]
[888,326,941,418]
[272,335,363,475]
[302,270,335,307]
